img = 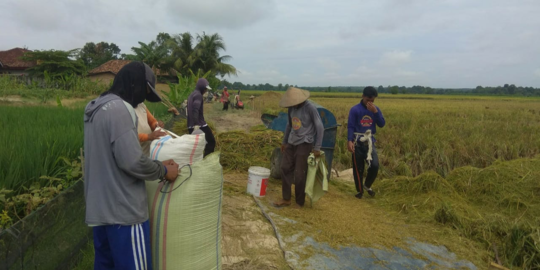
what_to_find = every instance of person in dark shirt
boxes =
[187,78,216,157]
[347,86,386,199]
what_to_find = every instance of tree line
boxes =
[15,35,540,96]
[20,32,237,82]
[219,81,540,97]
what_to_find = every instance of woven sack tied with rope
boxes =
[146,132,223,270]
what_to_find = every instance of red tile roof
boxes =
[88,60,179,76]
[0,48,36,69]
[88,60,132,75]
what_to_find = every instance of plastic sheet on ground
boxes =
[259,203,478,270]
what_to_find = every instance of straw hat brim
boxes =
[279,87,311,107]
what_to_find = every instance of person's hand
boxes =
[162,159,177,166]
[348,141,355,153]
[164,162,180,182]
[157,121,165,128]
[312,150,321,158]
[281,144,287,153]
[168,107,180,116]
[148,129,167,141]
[367,102,378,113]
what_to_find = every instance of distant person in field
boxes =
[135,103,167,157]
[221,86,230,111]
[187,78,216,157]
[234,89,243,109]
[347,86,385,199]
[84,61,179,269]
[274,87,324,208]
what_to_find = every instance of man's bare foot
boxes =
[273,199,291,207]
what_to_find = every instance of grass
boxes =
[0,106,84,191]
[315,97,540,176]
[240,90,540,101]
[0,75,108,103]
[72,241,95,270]
[145,101,173,123]
[247,91,540,177]
[0,96,173,193]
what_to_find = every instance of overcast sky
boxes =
[2,0,540,88]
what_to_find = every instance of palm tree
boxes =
[190,32,237,77]
[167,32,195,76]
[131,41,168,76]
[130,32,237,79]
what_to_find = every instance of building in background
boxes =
[0,48,36,76]
[88,60,179,85]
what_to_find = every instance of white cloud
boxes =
[235,67,289,84]
[166,0,276,29]
[379,50,413,66]
[2,0,540,87]
[396,69,420,77]
[318,58,341,72]
[9,0,66,31]
[236,68,252,77]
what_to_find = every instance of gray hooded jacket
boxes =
[84,94,165,225]
[187,78,209,128]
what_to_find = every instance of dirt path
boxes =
[221,174,288,269]
[204,102,263,133]
[0,95,94,108]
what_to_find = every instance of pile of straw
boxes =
[377,157,540,268]
[172,121,283,172]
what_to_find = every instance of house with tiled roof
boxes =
[0,48,37,76]
[88,60,179,85]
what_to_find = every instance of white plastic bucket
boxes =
[247,166,270,197]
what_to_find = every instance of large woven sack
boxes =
[146,152,223,270]
[305,151,328,205]
[149,129,206,166]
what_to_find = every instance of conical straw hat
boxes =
[279,87,310,108]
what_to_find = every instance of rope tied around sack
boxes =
[159,164,192,193]
[354,130,373,168]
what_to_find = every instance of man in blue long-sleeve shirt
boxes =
[347,86,386,199]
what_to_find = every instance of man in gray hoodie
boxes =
[84,61,179,270]
[187,78,215,157]
[274,87,324,208]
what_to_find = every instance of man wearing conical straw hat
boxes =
[274,87,324,208]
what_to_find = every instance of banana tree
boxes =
[162,69,211,107]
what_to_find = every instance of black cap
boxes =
[143,63,162,102]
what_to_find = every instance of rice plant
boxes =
[311,97,540,176]
[0,106,84,191]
